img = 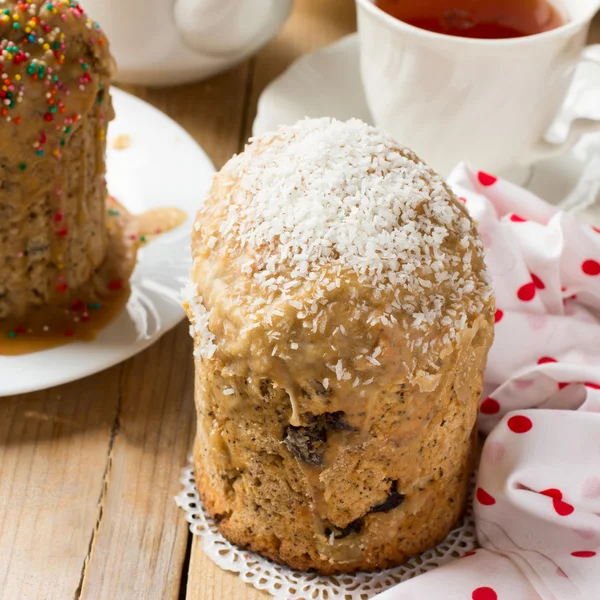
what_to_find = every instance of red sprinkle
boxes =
[71,299,85,311]
[56,283,68,293]
[108,279,122,291]
[65,330,74,337]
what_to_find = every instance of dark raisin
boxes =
[369,481,405,514]
[259,379,272,398]
[325,411,355,431]
[283,411,355,466]
[324,518,363,539]
[283,423,327,466]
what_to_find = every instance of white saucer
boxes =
[254,34,600,223]
[1,88,214,397]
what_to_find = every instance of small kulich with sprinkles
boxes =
[0,1,137,354]
[183,118,496,574]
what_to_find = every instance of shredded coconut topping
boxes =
[206,118,490,336]
[182,281,216,359]
[189,118,493,376]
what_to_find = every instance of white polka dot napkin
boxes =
[375,163,600,600]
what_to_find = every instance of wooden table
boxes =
[1,3,599,599]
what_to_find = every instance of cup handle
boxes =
[531,44,600,162]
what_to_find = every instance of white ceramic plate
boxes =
[1,88,214,397]
[254,34,600,225]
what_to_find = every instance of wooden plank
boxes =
[0,370,121,600]
[186,1,356,598]
[77,324,194,600]
[242,0,357,143]
[590,10,600,43]
[77,64,250,599]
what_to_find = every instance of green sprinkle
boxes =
[8,331,16,339]
[3,9,10,15]
[108,209,120,216]
[50,106,57,114]
[88,303,101,311]
[140,235,147,243]
[37,150,44,156]
[65,126,72,134]
[19,163,26,171]
[81,62,88,70]
[59,139,65,146]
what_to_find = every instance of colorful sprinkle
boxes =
[0,0,109,156]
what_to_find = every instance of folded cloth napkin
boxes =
[375,163,600,600]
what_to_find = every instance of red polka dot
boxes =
[531,273,545,290]
[571,550,596,558]
[510,214,527,222]
[494,309,503,323]
[517,282,536,301]
[538,356,557,365]
[480,398,500,415]
[461,551,477,558]
[540,489,574,516]
[459,196,467,203]
[592,226,600,234]
[585,382,600,390]
[540,488,562,500]
[582,260,600,276]
[508,415,533,433]
[478,171,498,186]
[472,587,498,600]
[558,382,569,391]
[476,487,496,506]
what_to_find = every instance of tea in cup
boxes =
[356,0,600,174]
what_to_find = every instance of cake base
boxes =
[191,349,484,575]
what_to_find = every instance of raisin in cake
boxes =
[184,118,495,574]
[0,0,114,319]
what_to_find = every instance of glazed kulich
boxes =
[184,118,495,574]
[0,1,114,320]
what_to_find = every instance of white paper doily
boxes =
[175,458,477,600]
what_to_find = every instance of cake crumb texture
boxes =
[0,1,114,319]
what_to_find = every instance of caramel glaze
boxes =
[0,197,187,355]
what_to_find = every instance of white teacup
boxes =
[356,0,600,175]
[81,0,293,86]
